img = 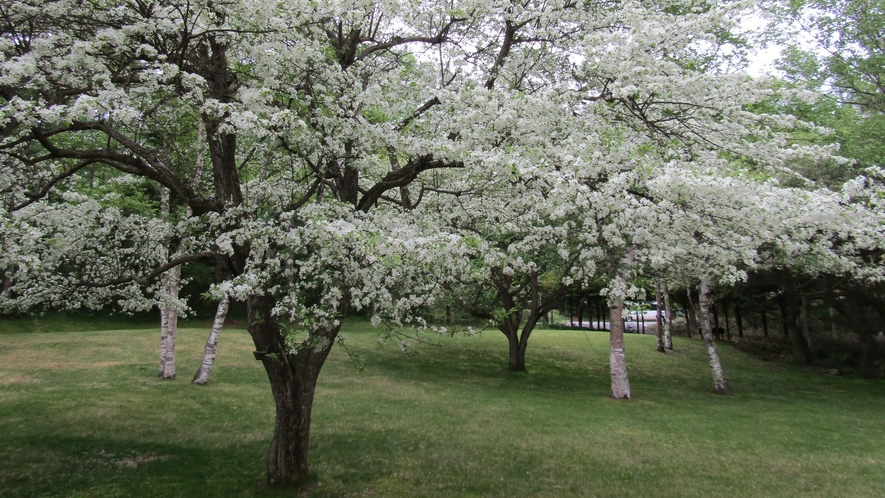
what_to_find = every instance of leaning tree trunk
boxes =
[608,247,635,399]
[192,295,230,385]
[662,281,674,350]
[248,294,342,486]
[698,274,732,395]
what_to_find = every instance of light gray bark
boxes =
[662,281,674,350]
[193,295,230,384]
[158,186,177,379]
[608,247,635,399]
[699,274,732,395]
[655,281,665,353]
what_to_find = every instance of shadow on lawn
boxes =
[0,435,271,498]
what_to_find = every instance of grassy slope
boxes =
[0,317,883,497]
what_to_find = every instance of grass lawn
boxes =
[1,316,884,497]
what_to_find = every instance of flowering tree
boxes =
[0,0,836,486]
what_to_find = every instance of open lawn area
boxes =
[1,316,884,497]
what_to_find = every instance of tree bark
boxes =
[828,305,838,338]
[799,294,815,351]
[608,248,635,399]
[248,295,341,486]
[159,267,180,379]
[685,289,698,339]
[654,282,665,352]
[779,296,790,338]
[761,306,769,338]
[192,295,230,385]
[699,274,732,395]
[157,186,178,380]
[735,303,744,339]
[662,282,673,349]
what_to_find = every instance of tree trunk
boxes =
[504,326,526,371]
[699,274,732,395]
[248,295,341,486]
[156,184,185,380]
[735,303,744,339]
[779,296,790,338]
[723,300,731,341]
[192,295,230,385]
[791,297,812,364]
[799,294,815,353]
[577,297,584,329]
[662,282,673,349]
[828,305,838,338]
[685,293,698,339]
[761,307,769,338]
[608,248,635,399]
[157,186,179,379]
[654,282,665,353]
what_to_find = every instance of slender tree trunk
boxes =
[735,304,744,339]
[799,294,815,353]
[248,294,341,486]
[569,298,575,327]
[792,297,812,363]
[577,297,584,329]
[158,302,169,376]
[723,300,731,341]
[828,305,838,338]
[662,282,673,349]
[779,297,790,338]
[157,186,178,379]
[685,289,698,339]
[608,247,635,399]
[712,302,720,336]
[699,274,732,395]
[192,295,230,385]
[761,306,769,337]
[160,267,180,379]
[654,282,665,353]
[446,305,452,325]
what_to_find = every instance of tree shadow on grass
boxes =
[0,435,281,498]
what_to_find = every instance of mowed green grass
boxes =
[1,316,884,497]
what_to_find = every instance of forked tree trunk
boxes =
[662,281,674,349]
[248,295,341,486]
[698,274,732,395]
[505,326,528,371]
[193,295,230,385]
[654,282,665,353]
[608,247,635,399]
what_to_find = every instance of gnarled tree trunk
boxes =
[248,295,342,486]
[698,274,732,395]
